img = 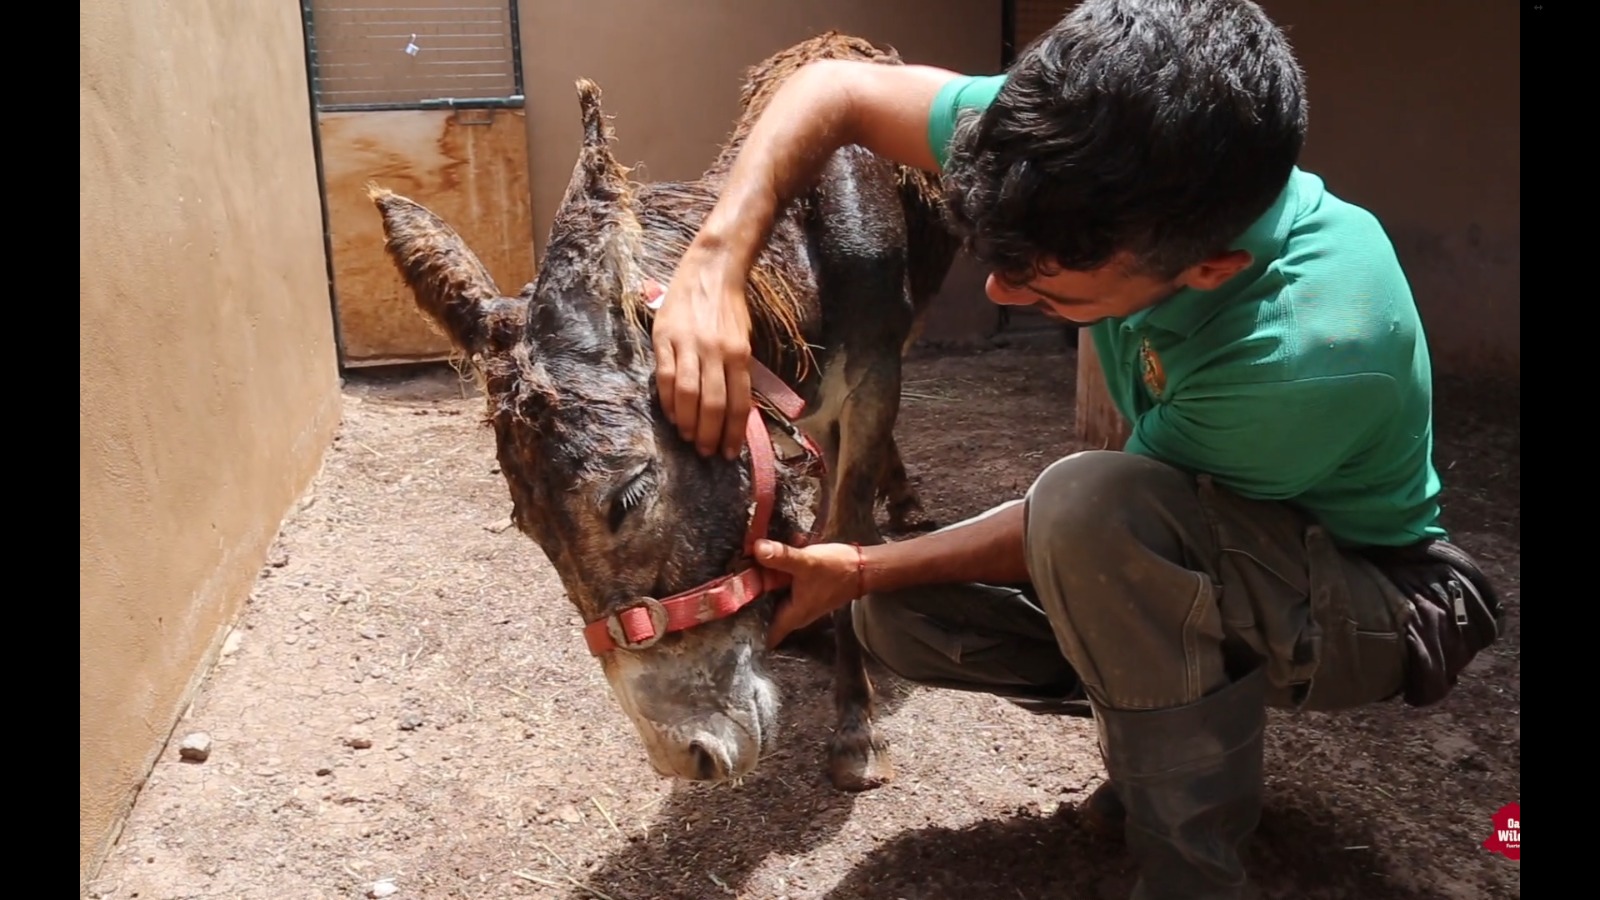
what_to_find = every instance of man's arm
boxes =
[653,61,963,460]
[759,496,1033,647]
[861,499,1032,593]
[695,60,961,292]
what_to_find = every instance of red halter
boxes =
[582,360,824,655]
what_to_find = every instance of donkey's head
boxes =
[369,81,813,784]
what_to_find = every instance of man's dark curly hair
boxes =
[941,0,1308,284]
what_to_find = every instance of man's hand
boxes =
[756,539,866,650]
[648,264,754,460]
[757,500,1031,650]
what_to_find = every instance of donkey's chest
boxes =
[785,348,852,455]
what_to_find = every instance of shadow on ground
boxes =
[570,647,921,900]
[816,790,1458,900]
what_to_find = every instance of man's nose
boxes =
[984,273,1035,307]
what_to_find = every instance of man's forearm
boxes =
[861,499,1032,593]
[689,61,861,279]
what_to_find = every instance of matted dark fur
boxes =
[369,31,959,792]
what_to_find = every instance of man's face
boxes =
[984,250,1253,324]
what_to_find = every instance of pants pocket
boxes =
[1195,476,1323,700]
[1299,526,1409,712]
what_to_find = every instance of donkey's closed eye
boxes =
[607,467,655,532]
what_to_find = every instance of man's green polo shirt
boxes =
[927,74,1445,548]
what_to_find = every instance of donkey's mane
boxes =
[620,179,813,379]
[585,31,947,382]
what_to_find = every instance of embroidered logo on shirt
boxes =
[1139,336,1166,402]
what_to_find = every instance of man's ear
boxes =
[1180,249,1253,292]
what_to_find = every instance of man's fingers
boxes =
[757,544,814,646]
[672,351,702,444]
[655,339,678,423]
[753,538,798,571]
[695,360,727,458]
[767,598,800,650]
[721,360,751,460]
[767,593,818,650]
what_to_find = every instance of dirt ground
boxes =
[87,337,1520,900]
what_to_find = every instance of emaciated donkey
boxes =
[369,32,958,791]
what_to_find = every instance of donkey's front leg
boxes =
[820,376,900,792]
[827,601,890,791]
[877,433,939,534]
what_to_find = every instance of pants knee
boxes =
[1022,451,1226,706]
[1023,450,1197,566]
[850,593,917,677]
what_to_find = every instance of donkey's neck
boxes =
[766,456,823,548]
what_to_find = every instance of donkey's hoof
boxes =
[885,498,938,535]
[827,727,894,792]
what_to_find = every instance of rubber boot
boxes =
[1081,779,1125,838]
[1092,665,1268,900]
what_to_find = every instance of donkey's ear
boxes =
[555,79,635,214]
[368,183,517,359]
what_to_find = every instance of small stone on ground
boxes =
[177,732,211,762]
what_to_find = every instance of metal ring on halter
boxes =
[603,596,671,651]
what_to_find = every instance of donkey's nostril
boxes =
[688,740,725,781]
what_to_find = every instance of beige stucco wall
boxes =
[516,0,1004,340]
[1268,0,1519,374]
[79,0,342,886]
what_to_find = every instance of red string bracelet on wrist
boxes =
[850,542,866,599]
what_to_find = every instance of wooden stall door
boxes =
[1074,332,1131,450]
[319,108,534,365]
[302,0,535,367]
